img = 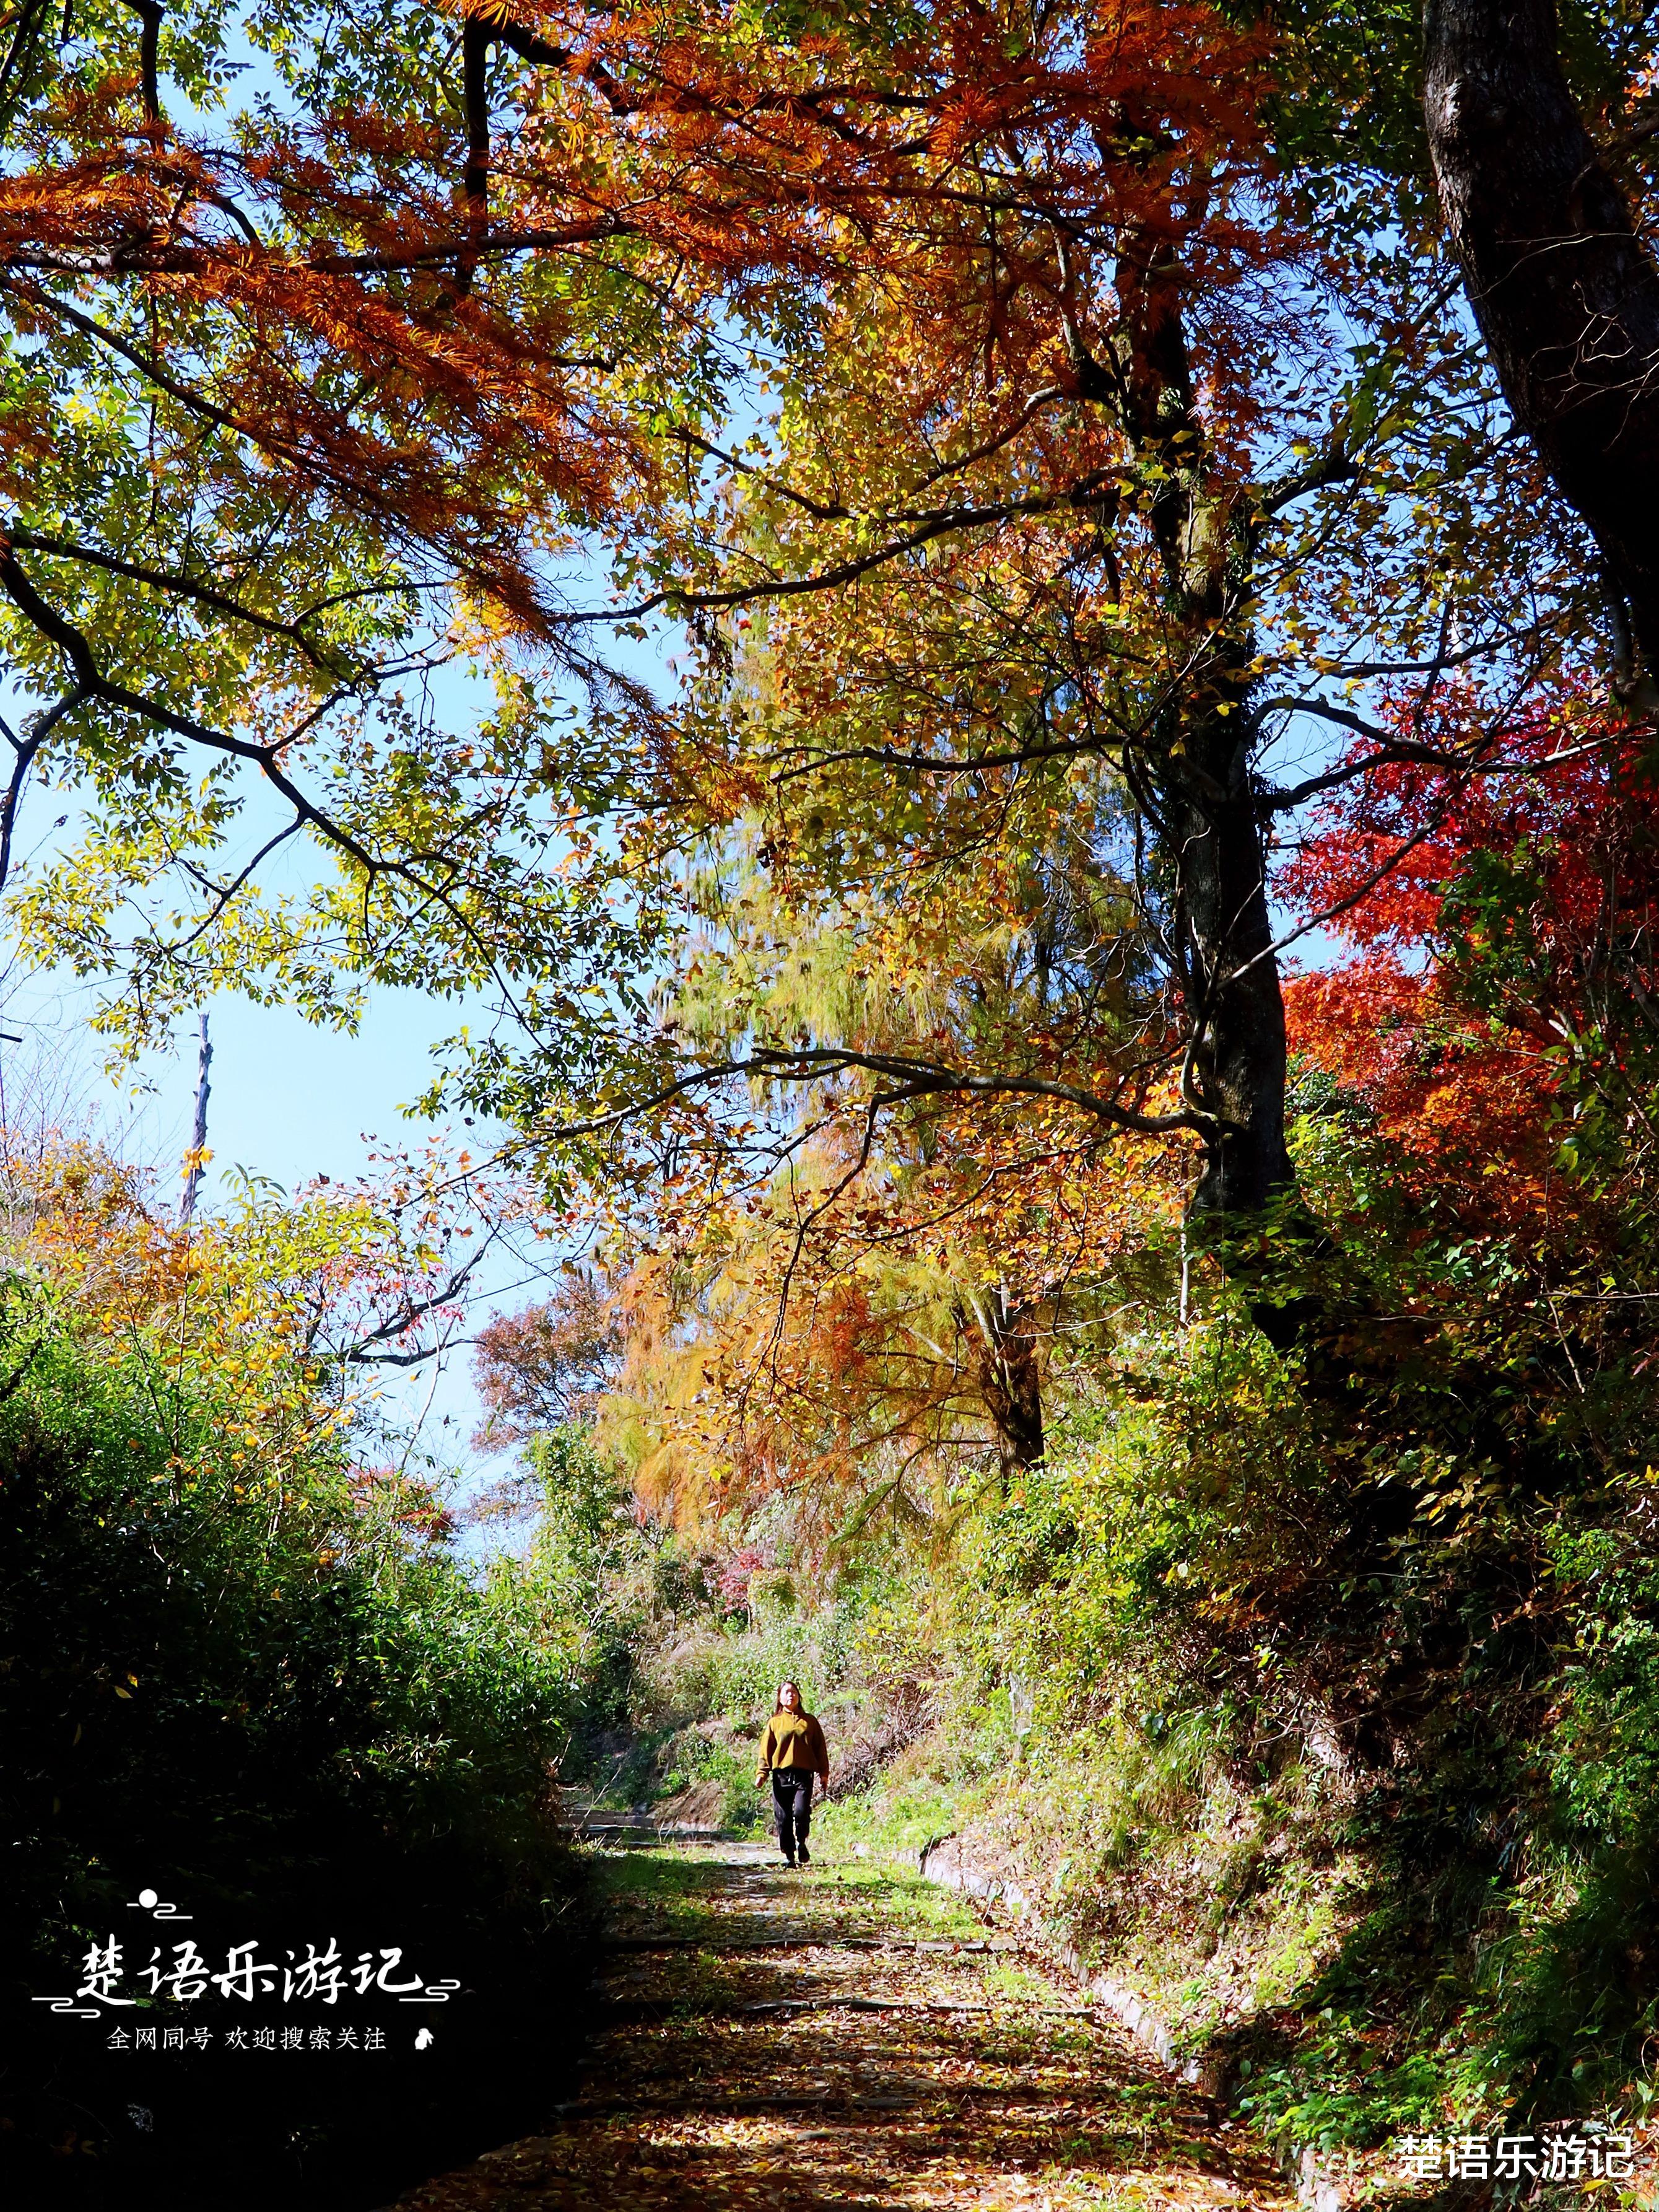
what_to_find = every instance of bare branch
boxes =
[509,1043,1213,1160]
[559,474,1117,629]
[0,685,82,893]
[117,0,162,125]
[338,1230,503,1366]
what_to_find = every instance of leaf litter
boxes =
[389,1841,1293,2212]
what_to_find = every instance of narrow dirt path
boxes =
[389,1840,1293,2212]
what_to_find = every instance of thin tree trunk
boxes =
[180,1010,212,1224]
[1423,0,1659,676]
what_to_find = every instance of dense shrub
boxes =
[0,1321,595,2211]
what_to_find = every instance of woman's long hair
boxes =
[773,1680,806,1714]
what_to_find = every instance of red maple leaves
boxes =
[1282,692,1659,1230]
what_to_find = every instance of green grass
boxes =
[591,1837,986,1943]
[815,1767,986,1865]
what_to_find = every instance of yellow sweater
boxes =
[756,1709,829,1782]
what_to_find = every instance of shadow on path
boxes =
[388,1840,1293,2211]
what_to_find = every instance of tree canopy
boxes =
[5,0,1659,1510]
[16,0,1659,2177]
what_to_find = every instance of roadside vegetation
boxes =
[520,1132,1659,2183]
[9,0,1659,2203]
[0,1147,602,2208]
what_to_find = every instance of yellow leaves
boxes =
[447,581,537,660]
[601,1102,1186,1528]
[2,1134,519,1550]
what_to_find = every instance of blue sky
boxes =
[0,955,546,1516]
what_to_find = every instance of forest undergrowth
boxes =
[541,1194,1659,2207]
[0,1150,609,2211]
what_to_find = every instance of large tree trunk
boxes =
[1423,0,1659,674]
[959,1291,1045,1475]
[1115,217,1295,1218]
[1165,697,1295,1219]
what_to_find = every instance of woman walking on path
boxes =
[755,1681,829,1866]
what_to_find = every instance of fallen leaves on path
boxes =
[390,1842,1294,2212]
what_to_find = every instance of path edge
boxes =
[914,1832,1346,2212]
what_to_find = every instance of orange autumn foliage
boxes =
[596,1089,1185,1531]
[1285,958,1556,1220]
[2,0,1276,639]
[4,0,1317,1096]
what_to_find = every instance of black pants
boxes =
[770,1767,814,1856]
